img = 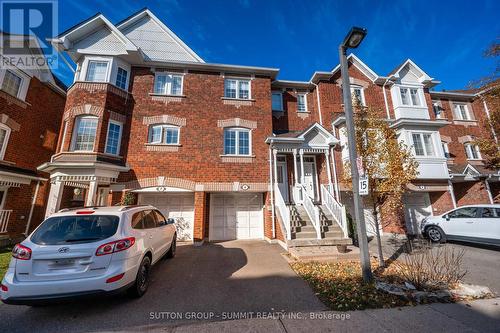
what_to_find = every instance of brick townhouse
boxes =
[0,33,66,242]
[38,8,498,249]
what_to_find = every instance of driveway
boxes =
[0,240,325,333]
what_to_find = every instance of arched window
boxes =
[0,123,11,160]
[223,127,251,156]
[148,124,180,145]
[71,116,98,151]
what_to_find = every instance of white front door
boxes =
[403,192,432,235]
[299,156,318,200]
[277,160,289,202]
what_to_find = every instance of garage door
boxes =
[138,193,194,241]
[210,193,264,241]
[404,192,432,235]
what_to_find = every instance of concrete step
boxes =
[293,231,318,239]
[323,230,344,238]
[292,225,316,233]
[288,237,352,247]
[288,245,360,262]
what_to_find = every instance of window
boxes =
[448,207,478,218]
[223,128,251,155]
[224,79,250,99]
[297,93,308,112]
[432,101,444,118]
[105,121,123,155]
[148,124,180,145]
[2,70,22,97]
[0,124,11,160]
[142,210,157,229]
[464,143,481,160]
[351,87,365,106]
[481,207,497,218]
[115,67,128,90]
[154,73,183,95]
[153,210,167,226]
[271,92,283,111]
[441,141,450,158]
[399,87,421,106]
[86,61,109,82]
[453,103,471,120]
[411,133,435,157]
[72,116,98,151]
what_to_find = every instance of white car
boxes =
[421,204,500,246]
[1,205,177,305]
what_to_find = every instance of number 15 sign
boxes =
[359,175,369,196]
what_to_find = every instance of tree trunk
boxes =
[373,202,385,267]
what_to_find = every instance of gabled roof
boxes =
[116,8,204,63]
[330,53,379,82]
[266,122,338,146]
[387,59,440,88]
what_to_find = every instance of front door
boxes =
[299,156,318,201]
[277,159,289,202]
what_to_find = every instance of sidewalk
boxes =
[104,297,500,333]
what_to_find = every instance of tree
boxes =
[342,104,419,267]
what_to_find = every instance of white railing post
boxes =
[0,210,13,233]
[300,184,322,239]
[274,183,291,240]
[320,184,348,238]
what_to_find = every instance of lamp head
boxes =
[342,27,367,49]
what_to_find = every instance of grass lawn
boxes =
[291,260,413,311]
[0,248,11,279]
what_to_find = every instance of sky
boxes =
[51,0,499,90]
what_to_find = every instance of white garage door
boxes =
[404,192,432,235]
[210,193,264,241]
[138,193,195,241]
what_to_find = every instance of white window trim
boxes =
[441,141,450,159]
[395,85,427,109]
[223,127,252,156]
[271,91,283,111]
[0,68,30,101]
[153,72,184,96]
[84,60,111,83]
[70,115,99,152]
[59,120,68,153]
[115,67,129,91]
[453,103,471,121]
[432,100,444,119]
[148,124,181,145]
[464,143,481,160]
[224,78,252,100]
[105,120,123,156]
[350,86,365,106]
[410,131,437,157]
[0,123,11,160]
[297,92,308,112]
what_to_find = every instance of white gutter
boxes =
[25,180,41,235]
[312,82,323,125]
[382,76,393,120]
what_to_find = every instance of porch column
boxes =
[331,146,340,200]
[86,180,98,207]
[45,180,64,218]
[485,178,494,204]
[324,149,333,191]
[293,149,299,186]
[299,149,305,184]
[448,179,457,208]
[272,149,279,192]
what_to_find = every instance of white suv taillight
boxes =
[12,243,31,260]
[96,237,135,256]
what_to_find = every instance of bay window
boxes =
[154,73,183,95]
[71,116,98,151]
[115,67,128,90]
[224,79,250,99]
[223,128,251,155]
[148,124,180,145]
[411,132,435,157]
[399,87,421,106]
[464,143,481,160]
[86,61,109,82]
[105,121,123,155]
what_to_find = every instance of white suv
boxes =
[1,205,177,305]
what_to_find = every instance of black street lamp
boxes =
[338,26,373,283]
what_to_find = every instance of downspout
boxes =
[479,94,498,144]
[268,146,276,239]
[485,175,494,204]
[312,82,323,125]
[382,77,392,119]
[25,181,41,236]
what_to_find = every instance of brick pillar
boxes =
[193,191,207,245]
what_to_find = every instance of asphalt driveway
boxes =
[0,240,325,333]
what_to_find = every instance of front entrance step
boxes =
[288,237,352,247]
[289,245,360,262]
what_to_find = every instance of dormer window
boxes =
[400,87,420,106]
[86,61,109,82]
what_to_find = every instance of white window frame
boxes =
[223,127,252,156]
[153,72,184,96]
[271,91,283,111]
[78,56,113,84]
[441,141,450,158]
[411,132,436,157]
[105,120,123,155]
[0,68,30,101]
[399,86,422,107]
[85,60,110,82]
[432,100,444,118]
[115,67,129,90]
[0,123,12,160]
[70,115,99,152]
[464,143,481,160]
[453,103,471,121]
[59,120,68,153]
[350,86,365,106]
[148,124,180,145]
[224,78,251,100]
[297,92,308,112]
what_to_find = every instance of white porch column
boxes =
[293,149,299,186]
[448,179,457,208]
[86,180,98,207]
[299,149,305,184]
[324,149,333,191]
[331,147,340,200]
[485,178,494,204]
[45,180,64,218]
[272,149,279,192]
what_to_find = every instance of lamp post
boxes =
[339,27,373,282]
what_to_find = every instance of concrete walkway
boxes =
[104,297,500,333]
